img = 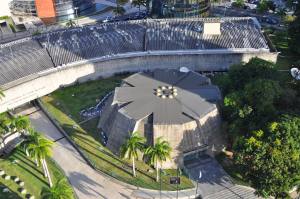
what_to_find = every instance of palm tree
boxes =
[11,115,31,134]
[22,129,41,157]
[144,137,172,182]
[66,19,76,28]
[120,132,145,177]
[28,135,54,187]
[41,178,73,199]
[132,0,146,14]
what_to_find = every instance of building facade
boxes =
[147,0,210,18]
[9,0,94,23]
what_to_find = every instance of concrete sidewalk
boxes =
[29,110,135,199]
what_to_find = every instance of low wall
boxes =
[0,51,278,113]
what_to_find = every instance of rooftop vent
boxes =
[203,21,221,35]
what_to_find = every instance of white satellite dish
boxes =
[179,67,190,73]
[291,68,300,80]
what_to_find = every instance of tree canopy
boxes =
[215,58,300,197]
[234,116,300,197]
[289,3,300,54]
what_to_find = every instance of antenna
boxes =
[291,68,300,80]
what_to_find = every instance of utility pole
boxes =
[160,168,162,199]
[74,7,79,26]
[176,168,179,199]
[195,170,202,199]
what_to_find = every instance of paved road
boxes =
[29,110,134,199]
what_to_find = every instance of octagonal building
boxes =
[98,69,224,168]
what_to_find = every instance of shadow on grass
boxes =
[15,162,48,185]
[12,153,44,177]
[72,131,158,181]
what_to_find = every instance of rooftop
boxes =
[113,69,221,124]
[0,17,270,87]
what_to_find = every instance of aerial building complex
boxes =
[0,18,277,113]
[98,69,223,168]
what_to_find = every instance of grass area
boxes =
[0,147,74,199]
[265,28,300,70]
[40,76,194,191]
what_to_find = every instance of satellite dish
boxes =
[291,68,300,80]
[179,67,190,73]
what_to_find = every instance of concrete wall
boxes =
[0,51,278,113]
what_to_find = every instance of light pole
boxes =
[74,7,79,26]
[195,170,202,199]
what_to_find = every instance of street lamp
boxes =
[195,170,202,199]
[74,7,79,26]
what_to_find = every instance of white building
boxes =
[0,0,12,16]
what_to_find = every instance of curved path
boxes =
[27,108,257,199]
[29,110,134,199]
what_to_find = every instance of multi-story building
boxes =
[148,0,210,18]
[9,0,94,23]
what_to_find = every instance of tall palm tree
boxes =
[120,132,145,177]
[28,135,54,187]
[144,137,172,182]
[22,129,42,157]
[41,178,73,199]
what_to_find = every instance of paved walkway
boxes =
[29,110,134,199]
[184,155,259,199]
[25,108,260,199]
[28,110,198,199]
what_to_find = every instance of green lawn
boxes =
[0,147,74,199]
[40,76,194,191]
[265,28,300,70]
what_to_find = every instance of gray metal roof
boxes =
[0,17,270,87]
[113,69,221,125]
[0,40,54,86]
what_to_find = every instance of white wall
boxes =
[0,51,278,113]
[0,0,12,16]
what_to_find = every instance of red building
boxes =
[35,0,57,23]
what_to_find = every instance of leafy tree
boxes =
[132,0,146,14]
[232,0,245,8]
[41,178,73,199]
[66,19,76,28]
[234,115,300,197]
[257,0,268,13]
[120,132,145,177]
[225,58,277,92]
[118,0,129,5]
[144,137,171,182]
[28,135,54,187]
[289,2,300,55]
